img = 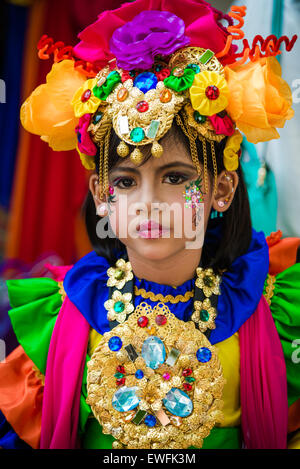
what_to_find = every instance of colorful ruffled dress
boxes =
[0,227,299,449]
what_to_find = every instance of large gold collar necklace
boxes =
[86,256,225,449]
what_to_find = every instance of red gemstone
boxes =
[182,368,193,377]
[136,100,149,113]
[81,89,92,102]
[205,85,220,100]
[137,316,149,328]
[183,383,193,391]
[116,378,125,386]
[116,365,125,374]
[155,315,167,326]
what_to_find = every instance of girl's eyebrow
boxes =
[110,162,197,175]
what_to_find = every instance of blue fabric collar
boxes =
[63,228,269,345]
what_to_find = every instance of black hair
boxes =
[83,110,252,273]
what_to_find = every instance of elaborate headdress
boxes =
[21,0,296,200]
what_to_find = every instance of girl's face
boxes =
[105,133,213,261]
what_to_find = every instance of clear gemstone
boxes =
[112,386,140,412]
[147,120,160,139]
[163,388,193,417]
[118,115,129,135]
[141,336,166,369]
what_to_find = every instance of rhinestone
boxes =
[163,388,193,417]
[136,100,149,113]
[194,111,206,124]
[112,386,140,412]
[173,67,184,77]
[141,336,166,370]
[97,77,106,87]
[118,115,129,135]
[159,89,172,103]
[145,415,157,427]
[108,336,122,351]
[130,127,145,143]
[114,301,125,313]
[186,63,200,73]
[204,275,213,287]
[114,269,124,280]
[135,369,144,379]
[92,111,103,124]
[155,314,167,326]
[147,120,160,139]
[170,415,182,427]
[200,309,210,322]
[114,372,124,379]
[132,409,147,425]
[163,372,171,381]
[81,89,91,102]
[185,376,195,383]
[183,383,192,391]
[196,347,212,363]
[182,368,192,377]
[116,378,125,386]
[137,316,148,328]
[199,49,214,65]
[205,85,220,100]
[116,365,125,374]
[117,87,128,102]
[133,72,158,93]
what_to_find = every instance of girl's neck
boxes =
[126,248,202,287]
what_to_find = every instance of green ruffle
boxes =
[164,68,195,92]
[93,71,121,100]
[265,263,300,406]
[6,278,62,374]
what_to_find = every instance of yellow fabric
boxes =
[288,431,300,449]
[88,329,241,427]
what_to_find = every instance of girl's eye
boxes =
[112,177,136,189]
[163,173,189,185]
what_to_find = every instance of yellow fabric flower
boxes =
[20,60,86,151]
[189,71,229,116]
[225,57,294,144]
[71,78,100,118]
[223,130,243,171]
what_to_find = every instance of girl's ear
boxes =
[89,174,108,217]
[211,170,239,213]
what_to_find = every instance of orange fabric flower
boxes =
[225,57,294,144]
[20,60,86,151]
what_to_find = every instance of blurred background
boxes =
[0,0,299,352]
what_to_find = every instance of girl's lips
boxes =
[137,220,169,238]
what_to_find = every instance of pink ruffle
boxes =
[208,114,235,136]
[73,0,236,67]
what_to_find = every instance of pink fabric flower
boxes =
[73,0,235,67]
[75,114,97,156]
[208,113,235,136]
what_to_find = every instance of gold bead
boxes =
[117,141,129,158]
[151,141,163,158]
[130,148,144,165]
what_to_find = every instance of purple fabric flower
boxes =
[109,10,190,70]
[75,114,97,156]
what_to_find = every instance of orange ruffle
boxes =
[0,345,43,449]
[267,230,300,275]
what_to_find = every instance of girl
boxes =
[0,0,300,450]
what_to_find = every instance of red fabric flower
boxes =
[208,113,235,136]
[73,0,235,68]
[156,68,171,81]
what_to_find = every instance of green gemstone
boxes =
[114,372,124,379]
[200,309,210,322]
[185,376,195,383]
[186,63,200,74]
[130,127,145,143]
[114,269,124,280]
[204,275,213,287]
[132,410,147,425]
[114,301,125,313]
[93,111,103,125]
[147,120,160,139]
[194,111,206,124]
[199,49,214,65]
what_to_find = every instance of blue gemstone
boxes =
[196,347,212,363]
[134,72,158,93]
[163,388,193,417]
[135,369,144,379]
[108,336,123,352]
[186,63,200,74]
[144,415,157,427]
[112,386,140,412]
[141,336,166,370]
